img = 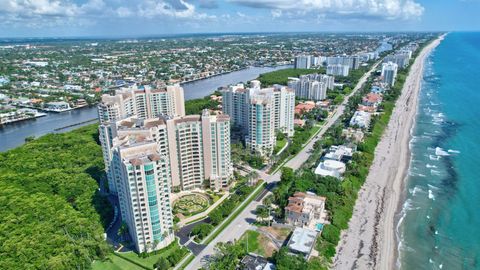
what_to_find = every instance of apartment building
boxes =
[111,137,174,253]
[326,55,360,70]
[106,112,232,192]
[246,91,276,157]
[288,74,334,101]
[294,55,312,69]
[384,50,412,69]
[165,111,233,191]
[381,61,399,86]
[201,111,233,191]
[98,84,185,124]
[222,81,295,157]
[98,84,185,194]
[221,83,249,130]
[327,64,350,76]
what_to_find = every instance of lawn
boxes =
[92,254,144,270]
[240,230,261,254]
[274,138,288,154]
[121,241,188,268]
[239,230,278,257]
[93,241,189,270]
[308,125,322,139]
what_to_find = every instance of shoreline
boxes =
[333,34,445,270]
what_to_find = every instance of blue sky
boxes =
[0,0,479,37]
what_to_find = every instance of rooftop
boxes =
[240,254,269,270]
[287,227,318,255]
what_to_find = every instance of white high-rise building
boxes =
[288,74,334,101]
[381,62,398,86]
[326,56,359,70]
[166,115,205,191]
[201,111,233,191]
[98,84,185,194]
[327,64,350,76]
[309,81,327,101]
[223,81,294,135]
[111,131,174,253]
[221,83,249,130]
[166,111,233,191]
[98,84,185,124]
[273,85,296,137]
[246,92,276,157]
[106,112,232,193]
[294,55,312,69]
[384,51,411,69]
[222,81,295,157]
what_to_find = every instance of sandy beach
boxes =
[333,35,445,270]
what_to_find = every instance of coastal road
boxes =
[184,61,381,270]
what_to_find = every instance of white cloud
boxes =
[0,0,216,28]
[230,0,424,20]
[136,0,216,20]
[138,0,196,18]
[271,9,282,18]
[115,6,133,17]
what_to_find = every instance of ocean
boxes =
[398,32,480,269]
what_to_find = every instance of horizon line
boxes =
[0,30,459,41]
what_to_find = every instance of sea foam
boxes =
[435,147,450,156]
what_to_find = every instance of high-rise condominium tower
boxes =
[108,112,232,192]
[98,84,185,194]
[111,130,174,253]
[108,110,232,252]
[381,62,399,86]
[222,81,295,157]
[98,84,185,123]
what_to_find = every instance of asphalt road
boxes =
[184,62,380,270]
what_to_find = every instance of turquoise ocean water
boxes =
[398,32,480,269]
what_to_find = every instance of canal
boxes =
[0,65,290,152]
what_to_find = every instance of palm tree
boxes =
[117,222,128,242]
[153,239,160,251]
[247,171,259,186]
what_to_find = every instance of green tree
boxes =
[255,205,269,219]
[191,223,214,241]
[272,247,307,270]
[208,210,223,226]
[154,257,170,269]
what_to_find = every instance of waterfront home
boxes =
[357,104,376,113]
[314,159,346,178]
[75,99,88,108]
[285,191,327,228]
[286,227,318,259]
[349,110,371,128]
[324,145,354,162]
[362,93,383,107]
[342,128,365,143]
[0,108,46,125]
[45,101,71,112]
